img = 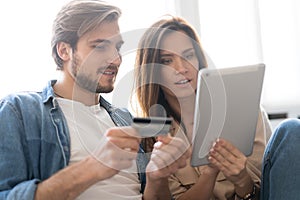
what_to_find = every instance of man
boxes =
[260,118,300,200]
[0,0,190,199]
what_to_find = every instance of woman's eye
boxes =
[184,52,195,60]
[161,58,172,65]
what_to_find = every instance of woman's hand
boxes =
[146,135,191,180]
[207,138,251,186]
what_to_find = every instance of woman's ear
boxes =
[56,42,72,61]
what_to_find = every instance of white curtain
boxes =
[259,0,300,115]
[0,0,177,101]
[186,0,300,116]
[1,0,299,117]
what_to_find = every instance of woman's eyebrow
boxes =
[182,48,194,54]
[160,52,173,57]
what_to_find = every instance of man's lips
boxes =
[99,70,117,75]
[97,66,118,75]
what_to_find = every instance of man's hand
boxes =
[91,126,141,180]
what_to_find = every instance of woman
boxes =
[132,15,272,200]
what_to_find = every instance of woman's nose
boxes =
[174,58,188,74]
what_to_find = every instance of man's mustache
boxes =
[96,65,119,74]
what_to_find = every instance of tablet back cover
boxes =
[191,63,265,166]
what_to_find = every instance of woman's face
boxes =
[159,30,199,99]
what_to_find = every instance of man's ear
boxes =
[57,42,72,61]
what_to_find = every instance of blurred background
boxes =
[0,0,299,129]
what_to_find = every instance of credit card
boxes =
[131,117,172,137]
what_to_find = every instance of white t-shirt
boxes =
[56,98,142,200]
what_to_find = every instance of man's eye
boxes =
[116,45,122,52]
[95,45,107,51]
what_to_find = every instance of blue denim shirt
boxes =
[0,80,147,200]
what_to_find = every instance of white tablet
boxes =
[190,63,265,166]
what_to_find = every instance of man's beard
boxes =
[71,54,115,94]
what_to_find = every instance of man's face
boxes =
[69,20,124,94]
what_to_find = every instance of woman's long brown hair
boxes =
[132,15,207,152]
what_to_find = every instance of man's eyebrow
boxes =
[89,39,124,46]
[89,39,110,45]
